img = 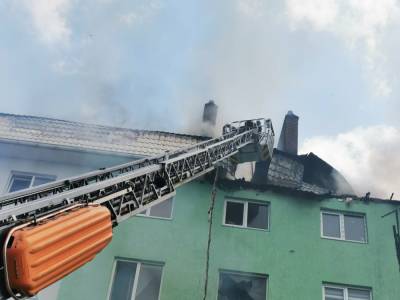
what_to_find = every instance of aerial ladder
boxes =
[0,118,274,299]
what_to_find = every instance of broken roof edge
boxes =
[217,178,400,205]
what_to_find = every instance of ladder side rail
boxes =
[0,128,258,224]
[0,128,243,213]
[0,133,227,204]
[102,129,256,223]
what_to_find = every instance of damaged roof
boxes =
[0,113,207,157]
[266,149,354,196]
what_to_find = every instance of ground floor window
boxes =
[323,284,371,300]
[109,259,163,300]
[218,270,267,300]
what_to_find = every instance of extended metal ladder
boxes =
[0,118,274,227]
[0,118,274,299]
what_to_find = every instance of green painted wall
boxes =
[57,181,400,300]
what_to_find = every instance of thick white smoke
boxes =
[300,125,400,199]
[2,0,400,151]
[286,0,400,97]
[19,0,72,46]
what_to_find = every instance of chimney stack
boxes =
[202,100,218,126]
[278,110,299,155]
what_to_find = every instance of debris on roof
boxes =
[231,110,355,196]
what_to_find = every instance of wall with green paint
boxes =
[57,180,400,300]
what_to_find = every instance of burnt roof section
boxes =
[265,148,354,196]
[298,152,353,194]
[0,113,208,157]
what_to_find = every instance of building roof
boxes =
[265,149,354,196]
[0,113,207,157]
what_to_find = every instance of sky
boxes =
[1,0,400,198]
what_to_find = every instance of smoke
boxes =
[0,0,294,136]
[1,0,400,143]
[300,125,400,199]
[175,1,293,135]
[19,0,72,46]
[286,0,400,97]
[0,0,172,130]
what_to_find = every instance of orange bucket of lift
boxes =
[4,205,113,298]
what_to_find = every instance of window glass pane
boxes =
[33,176,54,187]
[9,175,32,192]
[218,272,267,300]
[135,264,163,300]
[348,288,371,300]
[344,215,366,242]
[247,203,268,229]
[322,213,341,238]
[225,202,244,226]
[149,198,173,219]
[109,261,137,300]
[324,287,344,300]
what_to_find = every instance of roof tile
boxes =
[0,113,207,157]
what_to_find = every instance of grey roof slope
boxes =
[0,113,207,157]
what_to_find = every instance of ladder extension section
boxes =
[0,119,274,226]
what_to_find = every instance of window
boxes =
[223,199,269,230]
[218,270,268,300]
[8,172,56,193]
[323,284,371,300]
[138,197,174,219]
[109,259,163,300]
[321,211,367,243]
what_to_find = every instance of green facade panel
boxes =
[57,181,400,300]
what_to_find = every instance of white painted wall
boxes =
[0,141,136,300]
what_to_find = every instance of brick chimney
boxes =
[202,100,218,126]
[277,110,299,155]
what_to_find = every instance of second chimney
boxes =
[277,110,299,155]
[202,100,218,126]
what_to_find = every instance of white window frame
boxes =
[6,171,56,193]
[217,269,268,300]
[137,197,174,220]
[107,258,164,300]
[223,198,269,231]
[322,284,372,300]
[320,211,367,243]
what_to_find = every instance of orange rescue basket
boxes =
[3,205,113,299]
